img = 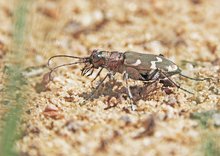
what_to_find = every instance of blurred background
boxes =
[0,0,220,156]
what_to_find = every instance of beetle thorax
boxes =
[90,50,124,70]
[104,52,124,72]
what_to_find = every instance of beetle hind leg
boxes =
[159,70,194,94]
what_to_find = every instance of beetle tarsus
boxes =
[79,99,87,106]
[131,104,137,111]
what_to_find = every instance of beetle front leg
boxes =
[85,72,112,101]
[92,67,103,82]
[123,72,137,111]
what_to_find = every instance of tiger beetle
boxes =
[48,50,208,110]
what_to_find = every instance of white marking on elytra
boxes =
[167,64,178,72]
[131,59,141,66]
[150,57,162,69]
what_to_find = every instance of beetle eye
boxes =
[98,52,102,57]
[97,52,103,58]
[93,54,100,60]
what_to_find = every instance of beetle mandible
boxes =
[48,49,207,110]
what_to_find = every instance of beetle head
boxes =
[89,49,108,68]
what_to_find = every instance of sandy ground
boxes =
[1,0,220,156]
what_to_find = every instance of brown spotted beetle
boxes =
[48,50,208,110]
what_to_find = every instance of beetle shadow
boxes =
[78,79,159,106]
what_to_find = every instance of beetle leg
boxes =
[142,69,160,87]
[86,68,94,77]
[86,72,111,100]
[159,70,194,94]
[83,66,93,76]
[159,78,178,87]
[140,70,161,97]
[123,72,137,111]
[81,64,91,76]
[92,67,103,82]
[147,69,160,81]
[108,71,116,80]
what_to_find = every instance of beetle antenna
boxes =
[48,55,89,69]
[47,55,89,80]
[179,73,209,81]
[47,54,90,80]
[48,61,86,81]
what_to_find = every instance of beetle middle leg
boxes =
[144,69,160,81]
[123,72,137,111]
[142,69,160,86]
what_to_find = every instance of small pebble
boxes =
[44,104,59,112]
